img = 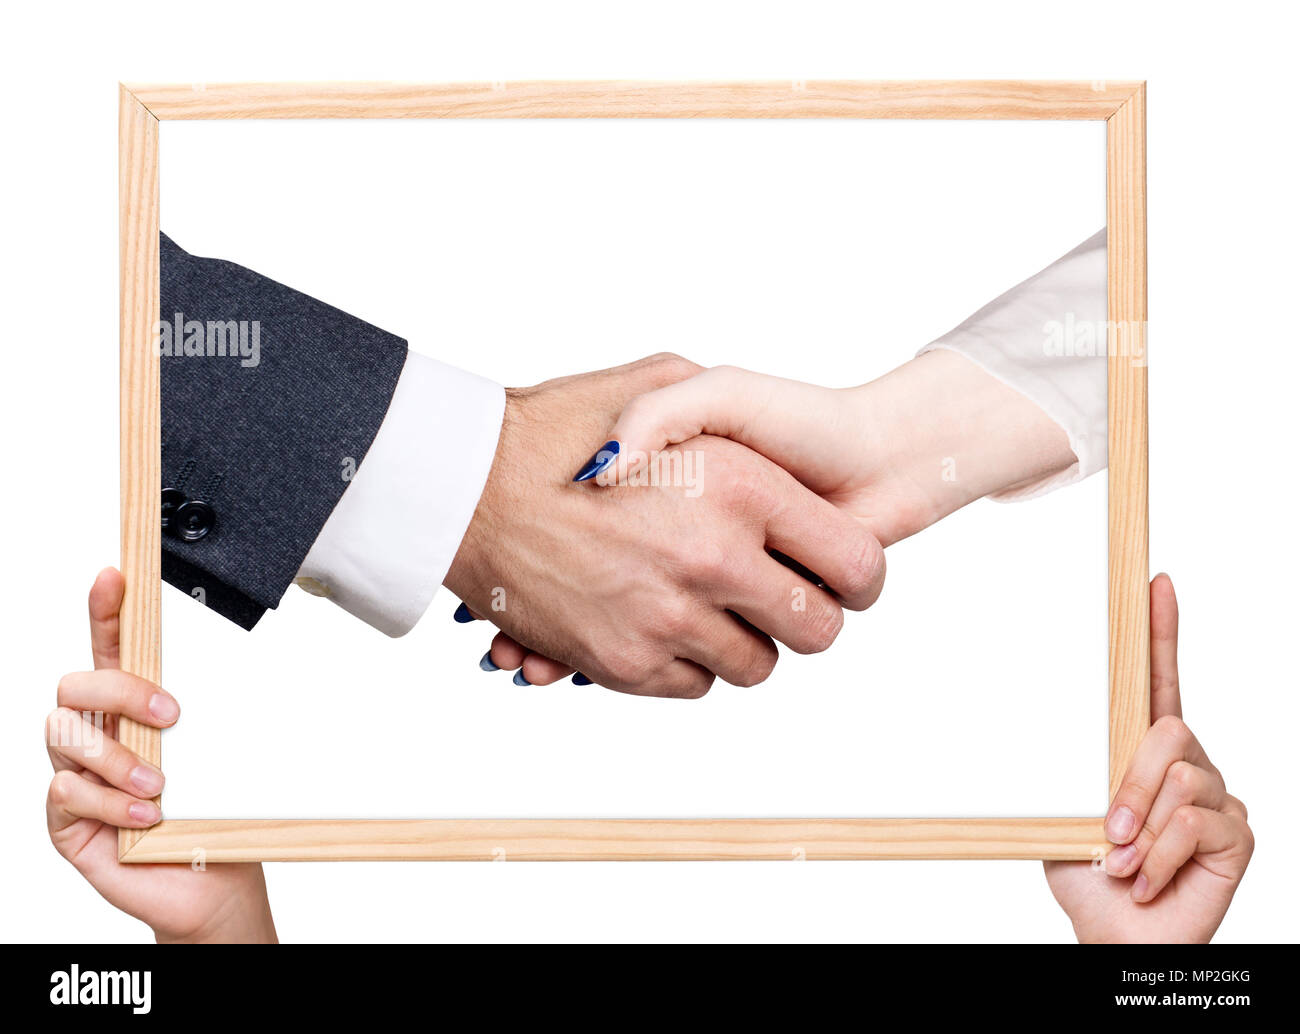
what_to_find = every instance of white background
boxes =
[3,0,1295,943]
[160,116,1106,820]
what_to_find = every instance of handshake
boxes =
[443,346,1076,696]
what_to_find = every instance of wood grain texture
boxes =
[119,817,1109,863]
[126,79,1140,121]
[118,80,1146,862]
[117,86,162,859]
[1106,85,1151,798]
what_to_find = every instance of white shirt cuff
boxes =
[294,350,505,636]
[917,228,1109,502]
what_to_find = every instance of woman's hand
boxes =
[577,350,1077,547]
[46,568,277,943]
[1044,575,1253,942]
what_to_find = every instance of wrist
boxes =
[156,913,277,945]
[445,388,520,604]
[850,349,1076,542]
[154,876,278,945]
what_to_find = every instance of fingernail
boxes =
[1105,805,1136,843]
[453,602,474,623]
[1131,873,1150,901]
[128,801,160,824]
[148,693,180,723]
[479,651,500,672]
[572,441,620,483]
[129,765,164,796]
[1105,844,1137,876]
[572,673,593,686]
[513,669,531,687]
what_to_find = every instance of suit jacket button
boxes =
[161,488,186,532]
[174,500,215,542]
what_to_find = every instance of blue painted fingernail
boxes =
[572,441,620,482]
[479,651,499,672]
[453,602,474,623]
[572,673,593,686]
[513,669,531,686]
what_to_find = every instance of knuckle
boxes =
[794,601,844,655]
[1172,804,1202,836]
[601,649,657,688]
[839,534,886,606]
[734,644,778,688]
[641,351,700,385]
[711,454,774,514]
[643,350,685,366]
[672,675,713,700]
[653,597,695,640]
[681,539,732,587]
[48,770,76,806]
[1167,760,1199,797]
[1153,714,1190,748]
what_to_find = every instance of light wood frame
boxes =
[118,80,1147,862]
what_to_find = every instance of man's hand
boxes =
[444,354,885,696]
[1044,574,1253,942]
[46,568,277,943]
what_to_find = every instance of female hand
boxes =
[46,568,277,943]
[1044,574,1253,942]
[580,350,1076,544]
[463,349,1077,685]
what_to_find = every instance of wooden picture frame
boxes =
[118,80,1147,862]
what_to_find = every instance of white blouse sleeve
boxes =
[917,228,1108,501]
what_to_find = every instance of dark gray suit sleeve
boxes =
[159,232,408,629]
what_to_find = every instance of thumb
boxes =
[1149,573,1181,721]
[88,567,125,671]
[571,366,848,486]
